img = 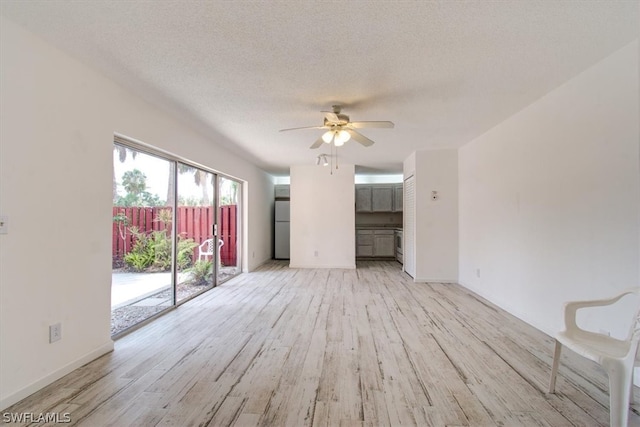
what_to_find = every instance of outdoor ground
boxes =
[111,267,238,335]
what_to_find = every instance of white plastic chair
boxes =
[197,238,224,262]
[548,288,640,427]
[633,348,640,404]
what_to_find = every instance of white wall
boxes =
[245,174,276,270]
[0,17,273,409]
[290,164,355,269]
[404,150,459,282]
[404,152,416,178]
[458,41,639,338]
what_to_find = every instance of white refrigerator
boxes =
[274,200,290,259]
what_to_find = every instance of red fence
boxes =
[112,205,237,267]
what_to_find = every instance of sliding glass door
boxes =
[111,140,243,336]
[111,145,175,335]
[175,164,216,303]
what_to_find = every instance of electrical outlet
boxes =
[49,323,62,343]
[314,250,318,257]
[476,268,481,278]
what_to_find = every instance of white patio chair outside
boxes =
[198,238,224,262]
[549,288,640,427]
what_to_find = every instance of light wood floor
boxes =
[6,261,640,426]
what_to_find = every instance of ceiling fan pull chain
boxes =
[332,144,336,174]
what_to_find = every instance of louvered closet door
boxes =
[403,175,415,278]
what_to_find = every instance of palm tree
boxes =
[121,169,147,197]
[113,145,137,202]
[219,177,239,206]
[170,164,211,207]
[193,169,211,205]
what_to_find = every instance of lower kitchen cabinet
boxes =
[356,229,396,258]
[356,230,374,257]
[373,231,395,257]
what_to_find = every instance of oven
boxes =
[395,229,403,263]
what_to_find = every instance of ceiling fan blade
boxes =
[324,112,340,124]
[309,136,325,149]
[347,129,375,147]
[280,125,327,132]
[348,121,394,129]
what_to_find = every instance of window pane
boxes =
[218,176,241,282]
[111,144,174,336]
[176,164,215,303]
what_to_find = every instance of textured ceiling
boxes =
[2,1,638,175]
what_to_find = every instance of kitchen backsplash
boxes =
[355,212,403,226]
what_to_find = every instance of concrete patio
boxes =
[111,268,239,309]
[111,271,177,309]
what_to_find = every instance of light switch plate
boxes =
[49,323,62,343]
[0,215,7,234]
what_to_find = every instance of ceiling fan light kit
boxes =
[321,131,334,144]
[321,129,351,146]
[280,105,394,174]
[280,104,394,150]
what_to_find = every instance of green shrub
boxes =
[149,231,172,271]
[186,260,213,286]
[177,236,198,271]
[123,251,154,271]
[123,227,198,273]
[123,227,154,271]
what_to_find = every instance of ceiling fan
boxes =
[279,105,394,149]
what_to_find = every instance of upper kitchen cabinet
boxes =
[274,184,290,199]
[355,186,373,212]
[355,184,402,212]
[371,186,394,212]
[394,183,403,212]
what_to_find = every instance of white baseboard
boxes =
[288,263,356,269]
[458,280,555,337]
[0,341,114,411]
[246,257,271,272]
[412,278,458,284]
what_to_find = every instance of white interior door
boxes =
[403,175,415,278]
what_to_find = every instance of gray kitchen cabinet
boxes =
[371,186,394,212]
[373,230,395,257]
[356,229,395,258]
[393,183,403,212]
[274,184,290,198]
[355,186,372,212]
[356,184,398,212]
[356,230,374,256]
